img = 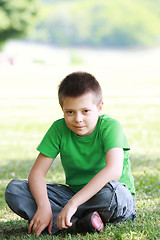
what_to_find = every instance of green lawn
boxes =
[0,52,160,239]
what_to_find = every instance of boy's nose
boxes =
[75,113,83,122]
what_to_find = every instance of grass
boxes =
[0,48,160,239]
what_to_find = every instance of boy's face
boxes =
[62,92,103,136]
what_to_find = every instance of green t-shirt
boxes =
[37,114,135,195]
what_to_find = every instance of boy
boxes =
[5,71,136,236]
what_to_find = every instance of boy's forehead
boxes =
[62,92,97,108]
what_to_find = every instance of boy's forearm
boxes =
[28,153,54,208]
[28,171,50,208]
[69,166,120,208]
[28,168,53,236]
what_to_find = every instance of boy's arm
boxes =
[28,153,54,236]
[56,147,123,230]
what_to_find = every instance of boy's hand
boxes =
[57,201,77,229]
[28,205,53,236]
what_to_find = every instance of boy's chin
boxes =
[74,129,94,137]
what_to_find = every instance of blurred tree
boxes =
[30,0,160,48]
[0,0,39,50]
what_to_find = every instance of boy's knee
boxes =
[96,181,135,223]
[94,180,134,211]
[6,179,22,193]
[5,179,28,201]
[5,180,36,221]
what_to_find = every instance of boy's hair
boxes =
[58,71,102,107]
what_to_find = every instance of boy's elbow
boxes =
[28,168,45,183]
[28,169,37,183]
[28,171,32,183]
[113,168,122,181]
[114,174,121,181]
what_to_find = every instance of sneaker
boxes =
[76,211,104,233]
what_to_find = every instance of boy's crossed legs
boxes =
[5,179,136,235]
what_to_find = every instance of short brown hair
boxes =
[58,71,102,107]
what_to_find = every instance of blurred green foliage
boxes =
[0,0,39,49]
[29,0,160,48]
[1,0,160,48]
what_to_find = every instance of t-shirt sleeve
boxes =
[101,118,130,153]
[37,121,62,159]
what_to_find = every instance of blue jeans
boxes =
[5,179,136,234]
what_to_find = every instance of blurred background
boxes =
[0,0,160,98]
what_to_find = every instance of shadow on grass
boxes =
[0,220,28,239]
[0,219,82,240]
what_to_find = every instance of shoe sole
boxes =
[91,211,104,232]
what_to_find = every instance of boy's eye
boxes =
[83,110,90,113]
[66,111,73,115]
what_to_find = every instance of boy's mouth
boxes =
[74,126,85,129]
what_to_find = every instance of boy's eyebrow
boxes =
[63,107,91,110]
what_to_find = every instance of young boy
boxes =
[5,71,136,236]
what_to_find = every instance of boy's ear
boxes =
[98,101,103,116]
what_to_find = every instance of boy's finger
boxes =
[60,217,68,229]
[48,220,53,235]
[36,224,45,237]
[60,218,66,229]
[56,216,60,229]
[65,217,72,228]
